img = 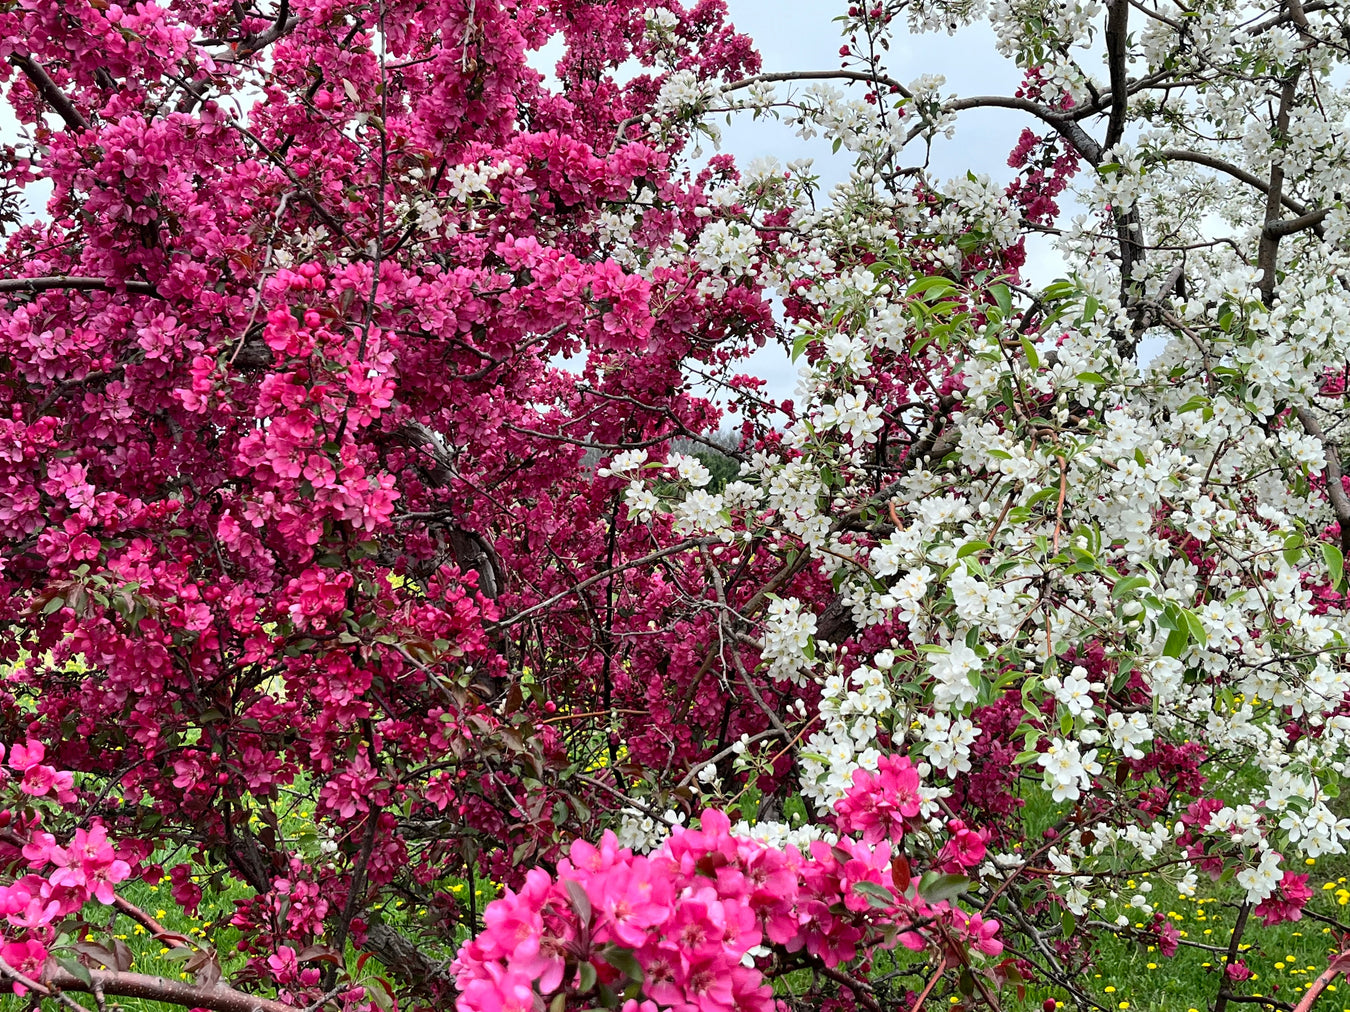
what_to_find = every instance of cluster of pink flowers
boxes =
[1254,871,1314,927]
[454,760,1003,1011]
[833,753,923,844]
[0,743,131,995]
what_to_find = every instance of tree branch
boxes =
[723,69,913,101]
[7,55,88,132]
[487,538,721,630]
[0,276,159,297]
[40,965,298,1012]
[1258,74,1300,306]
[1156,149,1319,225]
[1264,206,1331,239]
[1296,407,1350,554]
[938,96,1103,163]
[1105,0,1130,149]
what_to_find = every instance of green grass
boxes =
[999,866,1350,1012]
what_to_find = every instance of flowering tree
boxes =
[2,0,1350,1010]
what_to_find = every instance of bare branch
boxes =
[937,96,1103,163]
[1104,0,1130,149]
[1258,74,1300,306]
[1264,206,1332,239]
[1296,407,1350,555]
[0,276,159,297]
[41,964,298,1012]
[723,69,913,101]
[233,0,299,60]
[1159,148,1323,235]
[488,538,721,630]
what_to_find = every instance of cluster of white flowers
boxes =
[615,807,687,854]
[799,654,894,804]
[441,159,512,202]
[651,69,721,119]
[1037,738,1103,803]
[760,597,818,686]
[818,387,884,443]
[917,712,981,778]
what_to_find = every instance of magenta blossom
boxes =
[1254,871,1314,927]
[834,754,923,845]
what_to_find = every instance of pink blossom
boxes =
[834,754,922,845]
[0,939,47,995]
[1254,871,1314,927]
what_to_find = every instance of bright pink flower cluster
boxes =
[453,801,1002,1012]
[0,744,131,995]
[7,741,75,805]
[833,753,922,844]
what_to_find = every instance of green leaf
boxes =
[918,872,969,903]
[1283,532,1305,567]
[577,961,597,993]
[852,880,896,909]
[1323,543,1345,590]
[56,957,95,989]
[42,596,65,615]
[1020,335,1041,370]
[1181,608,1208,646]
[907,276,957,301]
[1076,371,1107,386]
[564,879,592,927]
[601,946,644,983]
[1111,576,1150,600]
[991,283,1013,318]
[957,541,991,558]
